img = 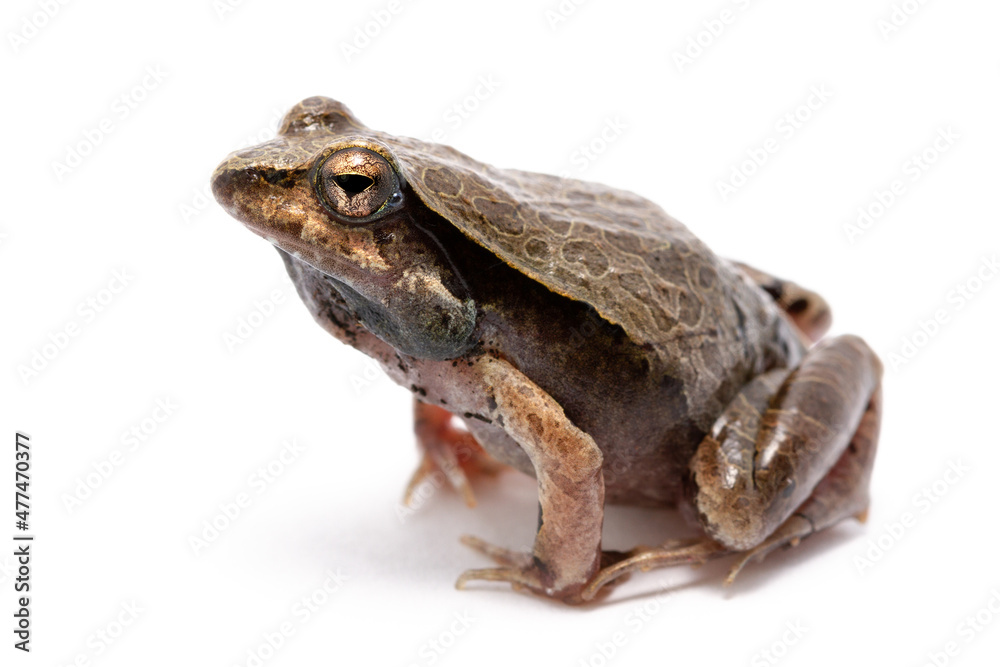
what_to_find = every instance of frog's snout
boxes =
[210,162,254,220]
[211,161,299,238]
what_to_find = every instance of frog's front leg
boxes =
[581,335,882,600]
[454,356,605,601]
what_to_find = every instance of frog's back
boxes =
[396,149,799,430]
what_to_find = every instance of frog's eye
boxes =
[317,147,401,222]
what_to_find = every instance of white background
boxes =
[4,0,1000,665]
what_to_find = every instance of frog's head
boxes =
[212,97,477,360]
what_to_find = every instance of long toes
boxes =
[459,535,533,568]
[726,514,814,585]
[403,457,435,507]
[443,465,477,508]
[581,539,730,602]
[430,444,477,506]
[404,451,476,508]
[455,566,542,592]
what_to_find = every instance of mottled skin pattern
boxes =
[212,97,883,603]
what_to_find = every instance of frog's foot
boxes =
[455,535,547,595]
[458,536,714,604]
[403,434,496,508]
[723,514,814,584]
[580,492,868,600]
[405,400,504,508]
[582,420,877,601]
[579,539,731,602]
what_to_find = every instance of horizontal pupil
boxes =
[334,173,374,195]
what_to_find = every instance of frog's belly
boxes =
[462,418,698,508]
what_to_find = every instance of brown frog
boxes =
[211,96,882,604]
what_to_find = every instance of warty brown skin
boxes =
[212,96,883,603]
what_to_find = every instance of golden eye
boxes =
[317,147,401,221]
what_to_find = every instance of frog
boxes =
[211,96,882,604]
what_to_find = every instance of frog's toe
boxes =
[408,401,504,508]
[405,441,504,508]
[456,535,543,593]
[579,539,731,602]
[459,534,534,568]
[455,565,544,593]
[404,447,477,508]
[724,515,814,585]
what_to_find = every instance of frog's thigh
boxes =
[690,334,882,551]
[731,260,832,342]
[724,383,881,581]
[461,356,605,595]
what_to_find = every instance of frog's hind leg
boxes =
[580,335,882,601]
[731,260,832,342]
[405,399,504,508]
[725,383,880,582]
[691,335,882,552]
